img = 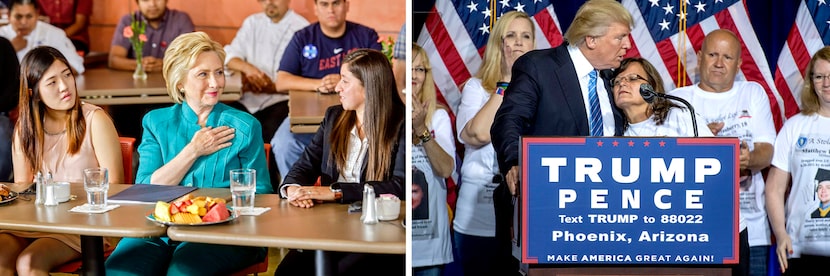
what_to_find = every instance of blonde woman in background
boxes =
[454,11,535,276]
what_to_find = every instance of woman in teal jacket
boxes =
[105,32,271,275]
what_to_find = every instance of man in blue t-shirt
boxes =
[270,0,381,183]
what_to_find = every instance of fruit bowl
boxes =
[148,195,235,225]
[146,210,236,226]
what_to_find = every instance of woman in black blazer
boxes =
[274,49,406,276]
[278,48,405,207]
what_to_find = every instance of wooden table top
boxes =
[167,194,406,254]
[288,90,341,133]
[0,183,166,238]
[76,68,242,105]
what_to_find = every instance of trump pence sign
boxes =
[521,137,739,265]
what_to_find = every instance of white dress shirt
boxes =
[223,10,309,113]
[0,21,85,74]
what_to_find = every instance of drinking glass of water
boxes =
[230,169,256,213]
[83,168,109,210]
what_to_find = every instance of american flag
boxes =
[416,0,564,115]
[622,0,788,130]
[774,0,829,119]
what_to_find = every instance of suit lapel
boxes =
[550,45,589,135]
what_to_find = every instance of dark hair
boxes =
[614,57,681,128]
[330,49,404,181]
[17,46,85,172]
[10,0,38,12]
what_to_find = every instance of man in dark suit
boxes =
[489,0,632,274]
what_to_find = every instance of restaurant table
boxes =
[288,90,341,133]
[0,183,167,276]
[166,194,406,276]
[77,68,242,105]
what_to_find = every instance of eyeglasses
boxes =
[412,67,428,74]
[812,73,830,83]
[611,74,648,87]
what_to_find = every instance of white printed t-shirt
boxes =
[770,113,830,257]
[624,106,715,137]
[453,77,499,237]
[669,81,776,247]
[412,109,455,268]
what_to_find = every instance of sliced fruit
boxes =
[192,198,206,208]
[186,204,200,215]
[172,212,202,224]
[202,202,229,222]
[154,201,171,222]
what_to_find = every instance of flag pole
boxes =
[490,0,496,32]
[677,0,687,87]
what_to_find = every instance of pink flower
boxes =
[138,34,147,42]
[123,26,134,38]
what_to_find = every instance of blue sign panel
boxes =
[521,137,739,265]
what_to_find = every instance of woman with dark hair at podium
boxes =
[611,57,712,137]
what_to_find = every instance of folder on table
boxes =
[108,184,198,204]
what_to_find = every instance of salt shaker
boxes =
[43,173,58,206]
[361,184,378,224]
[34,172,43,205]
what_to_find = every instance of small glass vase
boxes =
[133,60,147,80]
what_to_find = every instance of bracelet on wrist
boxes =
[417,129,432,144]
[495,82,509,96]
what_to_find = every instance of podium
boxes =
[518,137,739,275]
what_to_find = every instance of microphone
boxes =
[639,83,700,137]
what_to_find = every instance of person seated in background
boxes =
[35,0,91,55]
[1,46,123,275]
[107,0,195,143]
[275,49,405,276]
[108,0,193,72]
[270,0,381,185]
[224,0,309,186]
[0,37,18,183]
[612,57,713,137]
[104,32,271,275]
[0,0,84,74]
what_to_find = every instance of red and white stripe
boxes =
[774,0,822,120]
